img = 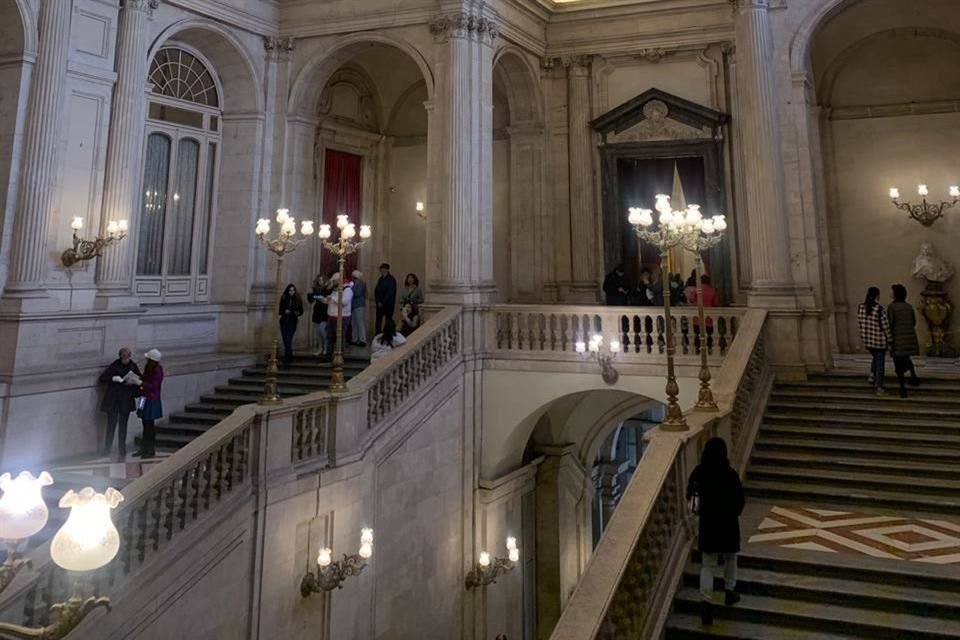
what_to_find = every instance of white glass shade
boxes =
[506,536,517,551]
[628,207,643,226]
[508,548,520,563]
[50,487,123,572]
[275,208,290,224]
[359,225,372,239]
[660,210,674,226]
[609,340,621,353]
[318,224,332,239]
[255,218,270,236]
[713,215,728,232]
[107,220,119,235]
[889,187,900,200]
[358,543,373,559]
[118,219,129,233]
[70,217,84,231]
[951,186,960,198]
[300,220,314,236]
[0,471,54,540]
[317,547,332,568]
[336,214,349,230]
[343,223,357,239]
[575,341,586,354]
[478,552,491,567]
[361,528,374,546]
[654,194,671,213]
[701,220,716,235]
[686,205,702,224]
[415,201,425,212]
[918,184,929,197]
[281,219,297,237]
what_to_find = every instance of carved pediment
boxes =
[591,88,728,144]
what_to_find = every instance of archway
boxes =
[492,49,545,302]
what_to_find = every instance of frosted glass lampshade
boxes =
[50,487,123,572]
[276,208,290,224]
[0,471,54,540]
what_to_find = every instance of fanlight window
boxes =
[149,48,220,108]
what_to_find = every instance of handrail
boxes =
[550,309,769,640]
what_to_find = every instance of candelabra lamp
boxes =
[319,215,371,393]
[254,209,314,405]
[575,334,621,385]
[889,185,959,227]
[0,471,123,640]
[465,537,520,590]
[677,205,728,411]
[301,528,374,596]
[61,217,128,268]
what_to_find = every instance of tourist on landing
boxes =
[307,274,332,357]
[647,269,664,306]
[688,274,718,307]
[399,303,420,337]
[603,264,629,305]
[888,284,921,397]
[134,349,164,459]
[98,347,142,461]
[687,436,745,626]
[635,268,654,305]
[857,286,892,396]
[400,272,424,311]
[370,318,407,363]
[669,272,685,306]
[375,263,397,334]
[351,270,368,348]
[279,283,304,365]
[323,273,353,361]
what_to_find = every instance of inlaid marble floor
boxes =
[747,505,960,565]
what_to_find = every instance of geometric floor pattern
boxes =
[749,505,960,565]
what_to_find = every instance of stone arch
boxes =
[492,46,544,125]
[148,19,263,114]
[789,0,860,73]
[289,33,434,118]
[0,0,34,56]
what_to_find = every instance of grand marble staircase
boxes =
[664,371,960,638]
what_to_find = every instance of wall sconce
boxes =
[465,537,520,590]
[889,184,959,227]
[0,474,122,638]
[576,334,621,385]
[301,528,373,596]
[415,201,426,220]
[61,216,128,267]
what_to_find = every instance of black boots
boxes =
[725,589,741,606]
[701,601,713,626]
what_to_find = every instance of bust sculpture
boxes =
[912,241,954,283]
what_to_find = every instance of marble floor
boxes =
[51,453,170,483]
[745,503,960,566]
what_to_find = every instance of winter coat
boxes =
[603,270,628,306]
[326,283,354,318]
[857,302,891,351]
[375,274,397,309]
[308,285,331,324]
[400,286,424,309]
[352,278,367,308]
[279,292,304,324]
[687,463,745,553]
[887,301,920,357]
[98,358,142,414]
[140,364,164,402]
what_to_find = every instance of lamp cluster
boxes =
[888,184,959,227]
[61,217,129,268]
[629,195,727,246]
[0,471,121,637]
[301,528,374,596]
[465,537,520,590]
[576,334,622,385]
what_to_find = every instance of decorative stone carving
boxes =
[912,241,954,283]
[912,242,955,357]
[318,67,380,131]
[263,36,295,62]
[607,100,712,143]
[429,12,498,44]
[636,48,667,63]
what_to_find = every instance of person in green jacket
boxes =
[887,284,920,398]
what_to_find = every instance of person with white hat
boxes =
[134,348,164,458]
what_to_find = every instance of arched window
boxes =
[136,46,221,303]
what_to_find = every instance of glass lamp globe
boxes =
[0,471,54,540]
[50,487,124,572]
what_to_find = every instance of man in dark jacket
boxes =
[375,263,397,334]
[603,265,629,305]
[99,348,141,461]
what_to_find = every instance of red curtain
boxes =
[320,149,364,276]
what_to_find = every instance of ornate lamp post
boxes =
[301,528,374,595]
[465,537,520,590]
[318,214,371,393]
[677,205,727,411]
[255,209,314,405]
[61,216,128,268]
[575,334,621,385]
[888,184,959,227]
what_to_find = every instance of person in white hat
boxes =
[350,269,368,347]
[134,348,164,458]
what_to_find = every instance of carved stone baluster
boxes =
[509,313,519,350]
[150,490,163,551]
[164,480,175,541]
[225,438,236,491]
[293,410,305,460]
[315,408,326,456]
[135,501,149,563]
[122,508,136,572]
[190,463,201,519]
[178,469,189,530]
[203,454,214,510]
[215,446,226,501]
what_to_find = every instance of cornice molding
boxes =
[429,10,500,44]
[165,0,279,37]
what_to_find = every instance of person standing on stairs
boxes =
[888,283,921,398]
[307,274,332,357]
[322,273,353,361]
[279,283,304,365]
[857,286,893,396]
[375,263,397,334]
[351,270,368,347]
[134,349,164,459]
[98,347,141,461]
[687,437,745,626]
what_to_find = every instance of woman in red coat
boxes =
[134,349,164,459]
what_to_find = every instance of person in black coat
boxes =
[98,348,141,461]
[603,265,629,305]
[375,263,397,334]
[279,283,304,364]
[687,437,745,625]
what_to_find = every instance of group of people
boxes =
[277,263,425,364]
[603,264,718,307]
[857,284,921,398]
[98,347,165,461]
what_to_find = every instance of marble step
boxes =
[771,389,960,409]
[753,437,960,463]
[778,380,960,397]
[758,424,960,448]
[167,412,224,426]
[746,464,960,497]
[666,613,853,639]
[749,450,960,479]
[743,479,960,516]
[763,413,960,432]
[765,401,960,422]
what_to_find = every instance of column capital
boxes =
[562,54,593,77]
[122,0,160,13]
[264,36,295,62]
[429,11,498,45]
[729,0,770,10]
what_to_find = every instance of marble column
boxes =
[96,0,160,300]
[731,0,791,288]
[566,56,599,301]
[5,0,74,295]
[429,9,498,303]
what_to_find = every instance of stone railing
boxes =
[491,305,744,358]
[550,309,769,640]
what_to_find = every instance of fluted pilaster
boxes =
[731,0,791,286]
[566,56,597,295]
[5,0,74,293]
[96,0,160,293]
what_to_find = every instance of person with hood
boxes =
[603,265,629,305]
[351,269,368,347]
[888,283,921,397]
[279,283,304,364]
[134,349,164,459]
[98,347,142,461]
[687,437,745,626]
[323,272,354,360]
